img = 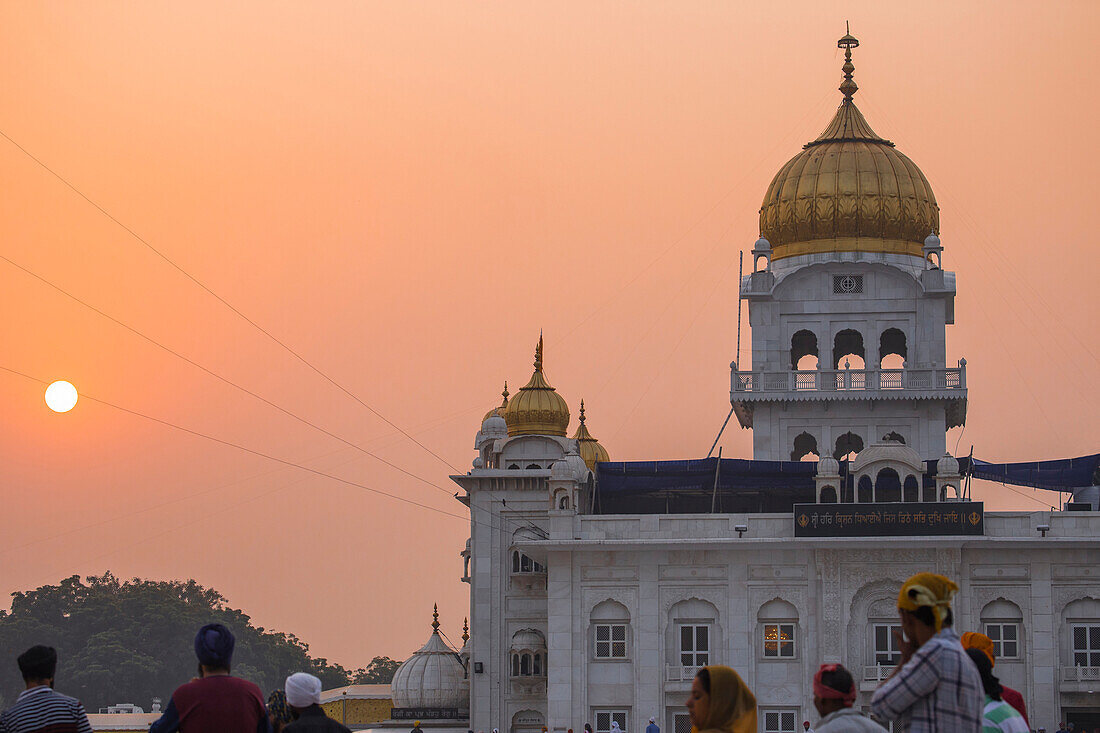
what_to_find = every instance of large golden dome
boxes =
[504,336,570,437]
[572,400,610,470]
[759,33,939,260]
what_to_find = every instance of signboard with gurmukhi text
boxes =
[794,502,984,537]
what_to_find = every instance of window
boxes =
[763,623,795,658]
[594,711,628,733]
[985,623,1019,660]
[673,714,691,733]
[511,551,544,574]
[833,274,864,294]
[874,623,902,666]
[510,651,544,677]
[761,709,797,733]
[680,625,709,666]
[595,624,627,659]
[1072,625,1100,667]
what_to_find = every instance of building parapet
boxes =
[731,365,965,401]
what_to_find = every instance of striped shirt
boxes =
[0,685,92,733]
[870,627,984,732]
[980,697,1029,733]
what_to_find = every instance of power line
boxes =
[0,127,459,474]
[0,251,462,499]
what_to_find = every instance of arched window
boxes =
[558,495,570,510]
[791,330,819,371]
[591,600,631,660]
[511,550,544,574]
[757,599,798,659]
[858,476,873,503]
[507,463,520,470]
[510,630,547,678]
[526,463,541,470]
[791,432,819,462]
[875,468,902,502]
[879,328,907,366]
[668,599,720,671]
[1062,598,1100,668]
[834,432,864,461]
[820,486,838,503]
[981,599,1023,661]
[903,475,920,503]
[833,329,866,370]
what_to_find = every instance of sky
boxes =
[0,1,1097,669]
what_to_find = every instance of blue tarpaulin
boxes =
[961,454,1100,491]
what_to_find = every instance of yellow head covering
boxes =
[692,665,757,733]
[897,572,958,632]
[960,631,996,666]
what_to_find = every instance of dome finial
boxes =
[534,333,544,372]
[579,399,587,425]
[432,603,440,632]
[502,381,509,404]
[838,22,859,101]
[462,617,469,644]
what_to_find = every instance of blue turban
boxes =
[194,623,235,667]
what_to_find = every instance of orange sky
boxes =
[0,1,1097,668]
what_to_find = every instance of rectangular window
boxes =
[673,714,692,733]
[874,624,902,666]
[984,623,1020,660]
[761,709,797,733]
[1072,624,1100,667]
[595,624,628,659]
[595,711,628,733]
[832,274,864,294]
[679,625,709,667]
[762,623,796,658]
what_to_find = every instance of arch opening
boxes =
[903,475,920,502]
[875,468,902,502]
[791,432,820,462]
[820,486,838,503]
[834,432,864,461]
[833,329,866,370]
[857,476,873,503]
[791,330,819,371]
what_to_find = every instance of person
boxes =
[964,649,1027,732]
[267,689,293,733]
[583,725,592,733]
[411,721,424,733]
[870,572,984,731]
[646,717,659,733]
[809,663,881,732]
[610,722,622,733]
[1057,725,1068,733]
[684,665,756,733]
[282,672,348,733]
[0,645,92,733]
[960,632,1028,725]
[149,623,271,733]
[803,722,813,732]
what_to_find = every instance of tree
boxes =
[351,656,400,684]
[0,574,396,711]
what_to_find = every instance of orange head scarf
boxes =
[691,665,757,733]
[960,631,996,667]
[897,572,958,632]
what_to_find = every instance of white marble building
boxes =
[454,33,1100,733]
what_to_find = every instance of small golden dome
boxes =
[572,400,610,470]
[482,382,509,422]
[504,335,570,437]
[759,32,939,260]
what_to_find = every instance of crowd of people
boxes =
[0,572,1085,732]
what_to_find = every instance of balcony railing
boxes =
[732,366,965,398]
[666,664,705,682]
[862,665,895,682]
[1062,666,1100,681]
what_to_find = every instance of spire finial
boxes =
[501,381,509,405]
[534,333,544,372]
[462,617,469,644]
[837,23,859,101]
[579,399,587,425]
[432,603,440,632]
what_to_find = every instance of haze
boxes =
[0,1,1096,668]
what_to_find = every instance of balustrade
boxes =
[732,365,965,397]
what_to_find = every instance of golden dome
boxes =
[572,400,610,470]
[482,382,509,422]
[759,32,939,260]
[504,335,570,437]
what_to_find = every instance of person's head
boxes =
[17,646,57,686]
[897,573,957,648]
[649,719,655,726]
[285,672,322,713]
[194,623,235,674]
[584,724,592,733]
[965,648,1002,701]
[811,663,856,719]
[960,632,995,667]
[685,666,756,733]
[802,723,810,730]
[267,689,293,732]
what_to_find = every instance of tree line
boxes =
[0,573,400,711]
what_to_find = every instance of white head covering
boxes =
[611,724,621,732]
[285,672,322,707]
[649,719,655,724]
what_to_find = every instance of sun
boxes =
[44,380,79,413]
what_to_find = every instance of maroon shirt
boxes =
[151,676,268,733]
[1001,685,1028,726]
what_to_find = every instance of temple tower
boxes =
[732,30,967,465]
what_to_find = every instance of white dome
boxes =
[391,629,468,709]
[510,629,546,652]
[937,454,960,476]
[754,236,771,252]
[550,458,573,480]
[924,232,940,248]
[817,456,840,476]
[481,415,508,439]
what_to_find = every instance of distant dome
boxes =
[504,335,570,437]
[391,606,467,710]
[817,456,840,475]
[481,415,508,440]
[937,454,960,476]
[482,383,510,422]
[758,33,938,261]
[924,232,941,248]
[572,400,610,470]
